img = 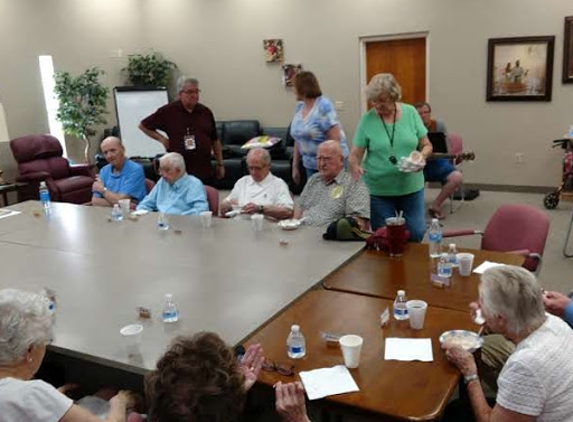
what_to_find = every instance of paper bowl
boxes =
[439,330,483,352]
[278,219,301,230]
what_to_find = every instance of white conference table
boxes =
[0,202,364,374]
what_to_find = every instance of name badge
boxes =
[184,135,196,150]
[331,185,343,199]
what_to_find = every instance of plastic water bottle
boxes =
[111,204,123,222]
[447,243,458,267]
[438,253,453,279]
[428,218,442,258]
[39,181,51,209]
[157,212,169,230]
[287,324,306,359]
[393,290,409,320]
[162,293,179,323]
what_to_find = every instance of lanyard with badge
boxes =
[184,127,196,151]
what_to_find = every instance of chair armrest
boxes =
[16,171,51,182]
[442,229,483,238]
[70,164,96,177]
[506,249,531,257]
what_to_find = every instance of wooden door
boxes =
[365,38,426,106]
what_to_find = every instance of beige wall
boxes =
[1,0,572,187]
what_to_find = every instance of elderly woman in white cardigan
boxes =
[443,266,573,422]
[0,288,136,422]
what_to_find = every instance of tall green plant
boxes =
[124,52,177,87]
[54,67,109,163]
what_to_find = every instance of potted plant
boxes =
[123,52,177,87]
[54,67,109,163]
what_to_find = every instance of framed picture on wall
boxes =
[263,39,284,63]
[486,36,555,102]
[282,64,302,87]
[563,16,573,83]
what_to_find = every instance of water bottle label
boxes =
[40,191,50,201]
[162,311,178,319]
[429,233,442,242]
[394,308,409,316]
[289,346,303,353]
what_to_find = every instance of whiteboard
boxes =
[114,87,169,157]
[0,102,9,142]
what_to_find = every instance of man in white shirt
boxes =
[220,148,293,220]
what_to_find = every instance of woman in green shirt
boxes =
[349,73,432,241]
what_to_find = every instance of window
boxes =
[39,55,67,157]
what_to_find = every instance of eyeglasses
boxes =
[261,359,295,376]
[248,165,267,171]
[181,89,200,95]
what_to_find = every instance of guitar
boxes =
[427,151,476,164]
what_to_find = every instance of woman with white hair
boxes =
[443,266,573,421]
[0,288,134,422]
[349,73,432,240]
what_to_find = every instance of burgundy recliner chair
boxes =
[10,134,95,204]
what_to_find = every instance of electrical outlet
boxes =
[334,101,345,111]
[515,152,524,164]
[110,49,123,58]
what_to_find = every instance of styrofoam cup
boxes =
[339,334,363,368]
[120,324,143,355]
[118,199,131,216]
[200,211,213,228]
[457,253,475,276]
[406,300,428,330]
[252,214,264,231]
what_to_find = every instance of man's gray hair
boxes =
[160,152,186,173]
[0,289,54,365]
[365,73,402,103]
[247,148,271,165]
[479,265,546,336]
[176,76,199,93]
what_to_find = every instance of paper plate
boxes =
[278,219,301,230]
[439,330,483,352]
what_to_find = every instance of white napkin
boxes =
[473,261,505,274]
[0,209,20,220]
[130,209,149,216]
[384,338,433,362]
[299,365,360,400]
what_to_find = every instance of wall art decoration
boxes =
[563,17,573,83]
[264,39,284,63]
[486,36,554,101]
[282,64,302,87]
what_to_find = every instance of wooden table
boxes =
[245,289,479,421]
[322,244,524,312]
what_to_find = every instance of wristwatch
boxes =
[259,205,264,214]
[464,374,479,385]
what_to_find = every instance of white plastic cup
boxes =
[118,199,131,216]
[252,214,264,231]
[120,324,143,355]
[200,211,213,228]
[339,334,363,368]
[406,300,428,330]
[457,253,475,276]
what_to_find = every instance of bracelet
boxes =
[463,374,479,385]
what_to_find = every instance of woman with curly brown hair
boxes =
[145,332,264,422]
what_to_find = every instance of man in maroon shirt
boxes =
[139,76,225,185]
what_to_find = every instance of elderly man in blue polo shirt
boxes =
[92,136,147,207]
[136,152,208,215]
